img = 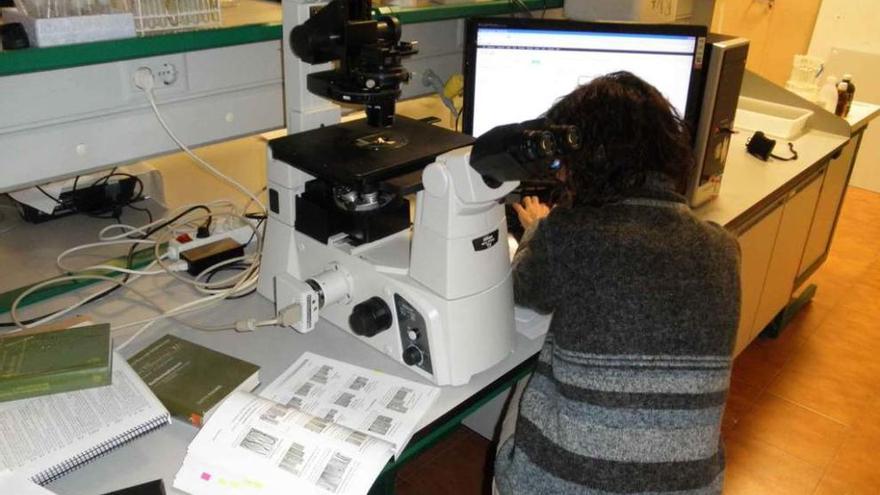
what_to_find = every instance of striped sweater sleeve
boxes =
[512,220,557,315]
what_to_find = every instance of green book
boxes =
[0,323,112,403]
[128,334,260,427]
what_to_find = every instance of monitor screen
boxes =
[463,19,707,138]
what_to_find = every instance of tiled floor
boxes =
[395,186,880,494]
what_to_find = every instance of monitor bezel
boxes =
[462,17,708,140]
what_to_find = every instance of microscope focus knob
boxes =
[403,345,424,366]
[349,297,393,337]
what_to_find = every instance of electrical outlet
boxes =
[122,55,188,98]
[156,63,179,85]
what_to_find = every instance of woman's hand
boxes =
[512,196,551,231]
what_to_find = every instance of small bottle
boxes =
[819,76,839,113]
[842,74,856,117]
[835,80,849,117]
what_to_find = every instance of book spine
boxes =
[0,367,111,403]
[33,413,171,486]
[156,391,206,428]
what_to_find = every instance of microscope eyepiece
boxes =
[550,125,582,154]
[469,120,582,185]
[519,130,557,161]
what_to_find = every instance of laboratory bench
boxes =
[2,5,880,491]
[693,80,880,356]
[30,275,543,495]
[1,91,877,494]
[0,95,542,495]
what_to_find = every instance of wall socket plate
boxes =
[122,54,188,99]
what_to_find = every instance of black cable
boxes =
[35,185,62,204]
[26,169,143,222]
[89,167,118,188]
[243,214,267,248]
[78,173,146,220]
[201,263,256,300]
[770,142,799,162]
[202,263,249,288]
[126,203,154,224]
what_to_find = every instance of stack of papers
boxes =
[173,352,441,495]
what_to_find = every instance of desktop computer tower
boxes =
[687,35,750,207]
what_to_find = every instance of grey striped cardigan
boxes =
[495,185,741,494]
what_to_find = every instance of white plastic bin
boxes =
[1,8,135,47]
[735,96,814,140]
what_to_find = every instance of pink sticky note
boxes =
[201,472,212,481]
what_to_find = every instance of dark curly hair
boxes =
[545,71,695,207]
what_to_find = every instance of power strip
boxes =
[166,223,255,261]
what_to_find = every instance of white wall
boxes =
[809,0,880,58]
[809,0,880,193]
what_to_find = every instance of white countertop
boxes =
[2,94,864,494]
[846,100,880,131]
[695,128,849,231]
[30,268,542,494]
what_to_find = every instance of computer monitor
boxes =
[463,18,708,139]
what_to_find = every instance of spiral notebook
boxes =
[0,352,170,485]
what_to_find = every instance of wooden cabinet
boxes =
[798,139,858,281]
[733,166,825,355]
[734,200,784,356]
[752,167,824,333]
[711,0,823,86]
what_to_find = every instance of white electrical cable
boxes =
[9,256,257,337]
[10,208,257,331]
[111,263,260,335]
[56,239,159,273]
[108,209,266,340]
[72,263,170,276]
[150,211,262,294]
[98,199,239,241]
[141,81,266,212]
[242,186,268,216]
[190,254,260,288]
[116,291,239,351]
[9,271,163,330]
[10,74,272,340]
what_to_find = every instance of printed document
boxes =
[174,353,441,495]
[259,352,440,458]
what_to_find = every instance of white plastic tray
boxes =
[735,96,814,140]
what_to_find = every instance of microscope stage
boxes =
[269,116,474,188]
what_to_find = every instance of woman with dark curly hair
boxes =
[494,71,741,495]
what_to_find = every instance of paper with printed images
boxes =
[173,391,393,495]
[259,352,441,458]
